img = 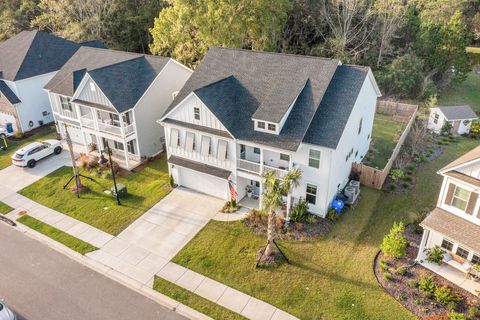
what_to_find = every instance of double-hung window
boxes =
[308,149,320,168]
[441,238,454,251]
[268,123,276,131]
[456,246,469,259]
[194,107,200,120]
[280,153,290,162]
[257,121,265,129]
[60,96,73,112]
[451,186,471,211]
[306,184,317,204]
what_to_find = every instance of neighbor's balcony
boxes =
[263,163,288,179]
[237,159,261,174]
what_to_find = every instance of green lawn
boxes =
[367,114,406,169]
[17,215,97,254]
[153,277,247,320]
[0,125,57,170]
[0,201,13,214]
[19,155,171,235]
[438,72,480,113]
[172,138,479,320]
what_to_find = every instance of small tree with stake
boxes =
[257,168,301,266]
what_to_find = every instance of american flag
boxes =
[228,180,237,200]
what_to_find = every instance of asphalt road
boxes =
[0,223,187,320]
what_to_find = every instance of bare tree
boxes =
[319,0,376,62]
[374,0,406,65]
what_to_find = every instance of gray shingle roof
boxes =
[421,207,480,253]
[164,48,372,151]
[45,47,170,113]
[79,40,108,49]
[0,80,21,104]
[0,30,104,82]
[438,105,478,120]
[303,65,369,149]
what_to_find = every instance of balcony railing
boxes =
[124,123,135,136]
[237,159,261,174]
[263,164,288,179]
[98,122,122,136]
[57,107,78,119]
[80,115,95,129]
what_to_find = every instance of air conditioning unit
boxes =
[348,180,360,194]
[344,186,357,205]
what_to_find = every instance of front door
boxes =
[251,180,260,196]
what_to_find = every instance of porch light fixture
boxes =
[99,145,121,205]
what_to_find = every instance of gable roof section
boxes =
[438,105,478,121]
[303,65,369,149]
[439,145,480,173]
[0,30,81,81]
[45,47,170,113]
[0,80,21,104]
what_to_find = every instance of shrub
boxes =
[448,311,467,320]
[221,199,240,213]
[383,272,393,281]
[435,286,461,305]
[87,156,99,169]
[467,306,480,319]
[395,266,407,276]
[414,298,424,305]
[396,293,406,301]
[380,222,408,258]
[441,122,453,136]
[380,262,389,272]
[169,175,175,188]
[13,130,24,138]
[419,275,436,297]
[425,246,445,265]
[407,164,416,171]
[389,184,397,191]
[403,175,413,183]
[290,198,309,223]
[306,214,317,225]
[390,169,405,181]
[408,279,418,288]
[402,182,410,189]
[326,207,340,222]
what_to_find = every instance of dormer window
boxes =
[257,121,265,129]
[194,107,200,120]
[268,123,276,131]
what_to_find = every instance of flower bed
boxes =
[375,225,480,319]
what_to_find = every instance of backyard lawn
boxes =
[170,138,479,320]
[366,114,406,169]
[0,125,57,170]
[438,71,480,113]
[19,155,171,235]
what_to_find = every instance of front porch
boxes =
[62,141,141,170]
[419,259,480,296]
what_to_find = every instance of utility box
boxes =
[111,183,127,197]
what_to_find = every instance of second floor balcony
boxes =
[237,144,291,178]
[80,108,135,137]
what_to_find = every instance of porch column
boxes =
[119,116,130,170]
[259,148,264,174]
[416,229,430,262]
[91,107,100,131]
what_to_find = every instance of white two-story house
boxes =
[417,146,480,287]
[0,30,106,133]
[44,46,192,169]
[159,47,381,217]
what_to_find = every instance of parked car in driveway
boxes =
[0,301,16,320]
[11,140,62,168]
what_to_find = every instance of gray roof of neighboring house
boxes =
[421,207,480,253]
[164,48,372,151]
[79,40,108,49]
[0,80,21,104]
[45,47,170,113]
[168,155,231,179]
[438,105,478,120]
[0,30,106,82]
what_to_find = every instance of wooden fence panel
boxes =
[353,101,418,190]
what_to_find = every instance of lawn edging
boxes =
[6,220,212,320]
[17,215,97,255]
[153,276,247,320]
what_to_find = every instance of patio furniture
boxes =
[443,253,472,277]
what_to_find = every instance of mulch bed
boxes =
[244,212,334,241]
[374,225,480,319]
[7,124,56,141]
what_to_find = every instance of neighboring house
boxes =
[417,146,480,279]
[428,105,478,135]
[159,47,381,217]
[0,30,106,133]
[44,46,192,170]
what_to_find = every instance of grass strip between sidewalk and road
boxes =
[153,276,247,320]
[17,215,98,255]
[0,201,13,214]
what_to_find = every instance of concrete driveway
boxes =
[87,187,224,285]
[0,152,70,192]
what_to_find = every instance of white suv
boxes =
[11,140,63,168]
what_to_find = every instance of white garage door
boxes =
[62,123,84,145]
[178,167,228,199]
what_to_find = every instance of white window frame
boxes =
[267,123,276,131]
[257,121,266,129]
[306,184,317,205]
[193,107,200,121]
[451,185,471,212]
[308,149,320,168]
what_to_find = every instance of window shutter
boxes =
[445,183,456,205]
[466,192,478,215]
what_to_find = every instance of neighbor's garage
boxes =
[169,155,230,200]
[59,122,84,145]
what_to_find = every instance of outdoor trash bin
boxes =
[111,184,127,197]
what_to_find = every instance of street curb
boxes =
[9,221,212,320]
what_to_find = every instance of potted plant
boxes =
[88,142,97,152]
[245,185,253,198]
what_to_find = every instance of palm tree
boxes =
[261,168,302,257]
